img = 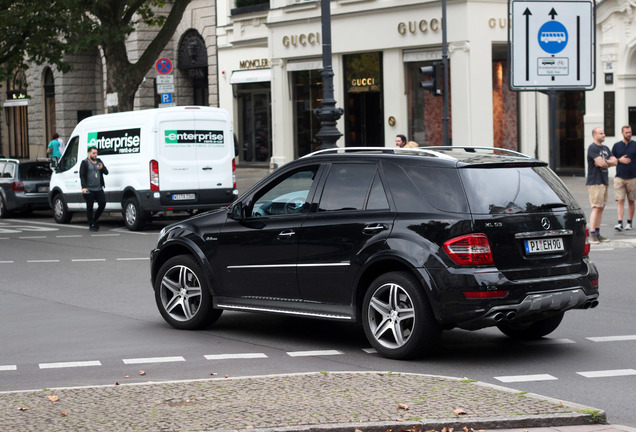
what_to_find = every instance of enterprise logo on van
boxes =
[165,130,224,146]
[88,128,141,155]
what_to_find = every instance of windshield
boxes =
[460,165,579,214]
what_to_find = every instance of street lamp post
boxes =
[314,0,343,150]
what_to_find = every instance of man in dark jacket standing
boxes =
[80,146,109,231]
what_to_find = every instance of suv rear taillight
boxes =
[12,181,24,192]
[150,160,159,191]
[232,158,236,189]
[583,227,591,257]
[443,234,494,266]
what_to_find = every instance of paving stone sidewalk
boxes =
[0,372,605,432]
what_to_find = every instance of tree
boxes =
[0,0,193,112]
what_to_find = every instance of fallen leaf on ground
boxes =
[139,370,146,376]
[124,375,129,379]
[210,372,218,376]
[17,407,29,411]
[453,408,466,415]
[397,403,410,410]
[60,412,68,417]
[47,394,60,402]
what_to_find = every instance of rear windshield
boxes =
[460,165,579,214]
[18,163,53,180]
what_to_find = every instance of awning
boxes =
[3,99,29,107]
[287,59,323,72]
[230,69,271,85]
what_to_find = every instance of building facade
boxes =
[3,0,636,177]
[0,0,218,160]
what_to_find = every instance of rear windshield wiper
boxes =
[539,202,568,210]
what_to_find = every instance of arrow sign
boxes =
[549,8,558,19]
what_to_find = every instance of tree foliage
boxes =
[0,0,193,111]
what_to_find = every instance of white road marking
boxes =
[27,259,60,263]
[577,369,636,378]
[71,258,106,262]
[56,235,83,238]
[0,261,14,264]
[122,356,185,365]
[286,350,343,357]
[19,236,47,239]
[204,353,268,360]
[587,335,636,342]
[0,365,17,371]
[362,348,377,354]
[116,257,150,261]
[522,338,576,345]
[494,374,558,383]
[39,360,102,369]
[91,233,120,237]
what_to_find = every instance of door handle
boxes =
[202,167,213,170]
[278,229,296,239]
[363,224,388,235]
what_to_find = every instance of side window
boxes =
[318,163,378,212]
[251,166,318,217]
[0,163,5,177]
[366,173,390,210]
[3,163,16,178]
[56,136,80,173]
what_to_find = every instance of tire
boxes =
[52,194,72,223]
[497,312,564,340]
[154,255,222,330]
[362,271,441,359]
[123,197,146,231]
[0,195,10,218]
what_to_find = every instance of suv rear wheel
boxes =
[123,197,146,231]
[52,194,72,223]
[497,312,564,340]
[154,255,222,330]
[362,271,440,359]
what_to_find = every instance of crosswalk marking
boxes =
[587,335,636,342]
[577,369,636,378]
[39,361,102,369]
[122,356,185,365]
[287,350,342,357]
[205,353,267,360]
[494,374,558,383]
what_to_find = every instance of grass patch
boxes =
[579,408,603,423]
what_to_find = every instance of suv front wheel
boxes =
[154,255,222,330]
[362,271,440,359]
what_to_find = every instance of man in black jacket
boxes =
[79,146,109,231]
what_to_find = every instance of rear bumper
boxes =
[7,192,50,211]
[137,188,238,212]
[423,259,599,330]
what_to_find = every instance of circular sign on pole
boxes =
[155,58,173,75]
[537,21,569,54]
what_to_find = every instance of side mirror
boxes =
[228,202,244,221]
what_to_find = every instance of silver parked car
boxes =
[0,158,52,217]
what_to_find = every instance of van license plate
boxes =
[524,237,564,254]
[172,193,195,201]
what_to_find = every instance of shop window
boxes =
[556,91,585,173]
[343,52,384,147]
[492,59,518,150]
[406,61,450,146]
[293,69,323,157]
[5,70,29,159]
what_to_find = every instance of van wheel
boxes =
[362,271,441,359]
[123,197,146,231]
[154,255,222,330]
[497,312,564,340]
[0,195,10,218]
[52,195,72,223]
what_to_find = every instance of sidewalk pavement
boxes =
[2,169,633,432]
[2,371,634,432]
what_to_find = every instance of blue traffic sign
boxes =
[155,58,173,75]
[538,21,569,54]
[161,93,173,104]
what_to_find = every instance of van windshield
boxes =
[460,165,579,214]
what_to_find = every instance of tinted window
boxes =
[318,163,377,212]
[366,173,390,210]
[56,136,79,173]
[402,165,469,213]
[19,163,52,180]
[252,166,318,217]
[460,166,579,214]
[382,161,433,213]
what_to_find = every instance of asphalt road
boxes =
[0,170,635,427]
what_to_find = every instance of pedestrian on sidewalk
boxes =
[611,125,636,231]
[586,127,617,243]
[80,146,109,232]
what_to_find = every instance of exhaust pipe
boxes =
[590,300,599,308]
[505,311,517,320]
[492,312,505,322]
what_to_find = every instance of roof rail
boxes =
[423,146,531,158]
[303,146,455,160]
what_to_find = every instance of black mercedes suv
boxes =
[150,147,599,359]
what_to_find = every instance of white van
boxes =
[48,106,237,230]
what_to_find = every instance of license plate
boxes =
[524,237,564,254]
[38,186,49,192]
[172,193,195,201]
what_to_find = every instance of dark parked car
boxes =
[0,158,53,218]
[150,147,599,359]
